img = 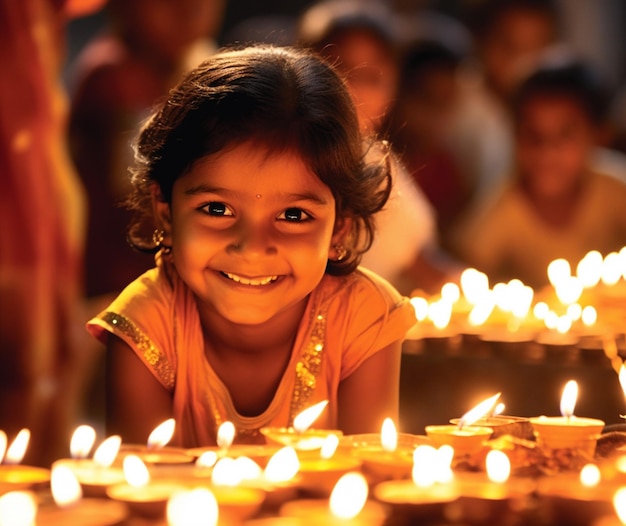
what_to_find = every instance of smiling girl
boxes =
[87,45,417,446]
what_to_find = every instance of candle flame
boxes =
[0,431,6,464]
[410,297,429,322]
[441,282,460,304]
[547,258,571,288]
[195,451,218,468]
[533,301,549,320]
[234,456,263,481]
[167,488,218,526]
[0,492,37,526]
[566,303,582,322]
[460,268,490,305]
[458,393,502,429]
[123,455,150,487]
[428,299,452,330]
[601,252,622,286]
[620,365,626,401]
[147,418,176,449]
[320,434,339,459]
[5,429,30,465]
[264,446,299,483]
[211,457,241,486]
[329,472,368,520]
[93,435,121,468]
[51,465,83,507]
[493,403,505,416]
[556,315,572,335]
[69,425,96,459]
[380,418,397,452]
[486,450,511,483]
[581,306,597,327]
[577,250,603,288]
[412,445,438,487]
[560,380,578,418]
[555,276,583,305]
[216,421,235,450]
[579,464,601,487]
[614,487,626,525]
[468,292,495,327]
[293,400,328,433]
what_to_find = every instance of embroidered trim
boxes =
[101,311,175,390]
[289,308,327,423]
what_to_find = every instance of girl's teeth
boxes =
[225,272,277,286]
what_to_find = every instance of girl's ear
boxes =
[152,184,173,246]
[330,216,353,247]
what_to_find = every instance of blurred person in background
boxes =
[0,0,106,466]
[451,62,626,289]
[68,0,226,307]
[298,0,461,295]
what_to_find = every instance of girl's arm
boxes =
[106,335,173,443]
[336,341,402,435]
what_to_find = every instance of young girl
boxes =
[87,45,417,447]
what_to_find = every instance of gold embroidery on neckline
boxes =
[101,311,175,390]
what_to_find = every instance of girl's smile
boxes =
[157,140,342,327]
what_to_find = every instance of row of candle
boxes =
[0,382,624,526]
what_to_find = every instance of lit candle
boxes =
[167,487,218,526]
[118,419,191,465]
[0,430,50,493]
[0,491,37,526]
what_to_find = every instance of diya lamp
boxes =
[530,380,605,456]
[593,487,626,526]
[118,419,191,466]
[52,426,125,497]
[0,429,50,493]
[280,471,388,526]
[166,487,219,526]
[352,418,414,481]
[373,444,459,524]
[425,393,499,459]
[0,491,37,526]
[296,433,362,496]
[261,401,342,453]
[106,454,187,518]
[35,465,128,526]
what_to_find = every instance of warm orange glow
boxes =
[167,488,218,526]
[5,429,30,465]
[212,457,241,486]
[428,300,452,330]
[381,418,397,452]
[123,455,150,487]
[548,258,571,288]
[320,434,339,459]
[329,472,368,519]
[614,487,626,524]
[579,464,601,487]
[441,283,460,304]
[0,491,37,526]
[93,435,121,468]
[264,447,299,483]
[560,380,578,418]
[458,393,502,428]
[147,419,176,449]
[293,401,328,433]
[216,421,235,450]
[195,451,218,468]
[486,450,511,483]
[601,252,622,286]
[410,297,429,322]
[412,445,438,487]
[460,268,490,305]
[493,403,505,416]
[581,306,597,327]
[51,465,83,507]
[577,250,603,288]
[555,277,583,305]
[69,425,96,459]
[468,292,495,327]
[533,301,549,320]
[0,431,6,464]
[234,457,262,481]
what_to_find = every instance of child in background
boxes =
[452,62,626,289]
[87,46,417,446]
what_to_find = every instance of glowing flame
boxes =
[614,487,626,524]
[577,250,603,288]
[579,464,601,487]
[460,268,490,305]
[320,434,339,459]
[510,282,534,319]
[601,252,622,286]
[0,492,37,526]
[555,276,583,305]
[544,311,559,330]
[69,425,96,459]
[428,300,452,330]
[458,393,502,429]
[560,380,578,418]
[0,431,6,464]
[167,488,218,526]
[581,306,597,327]
[468,291,495,327]
[493,282,511,312]
[147,419,176,449]
[556,315,572,335]
[412,445,437,487]
[93,435,121,468]
[486,450,511,483]
[381,418,397,452]
[441,283,460,304]
[329,472,368,520]
[264,447,299,483]
[5,429,30,465]
[293,400,328,433]
[123,455,150,487]
[493,403,505,416]
[216,421,235,450]
[195,451,218,468]
[566,303,582,321]
[234,457,262,481]
[548,258,571,288]
[212,457,241,487]
[51,465,82,507]
[533,302,549,320]
[410,297,429,322]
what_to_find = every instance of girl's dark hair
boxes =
[127,45,391,275]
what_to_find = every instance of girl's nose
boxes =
[228,221,277,256]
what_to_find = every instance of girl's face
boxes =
[157,141,341,326]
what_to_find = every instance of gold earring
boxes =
[152,229,164,248]
[332,244,347,262]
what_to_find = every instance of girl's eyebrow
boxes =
[183,184,330,206]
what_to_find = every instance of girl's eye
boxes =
[200,202,233,216]
[278,207,311,222]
